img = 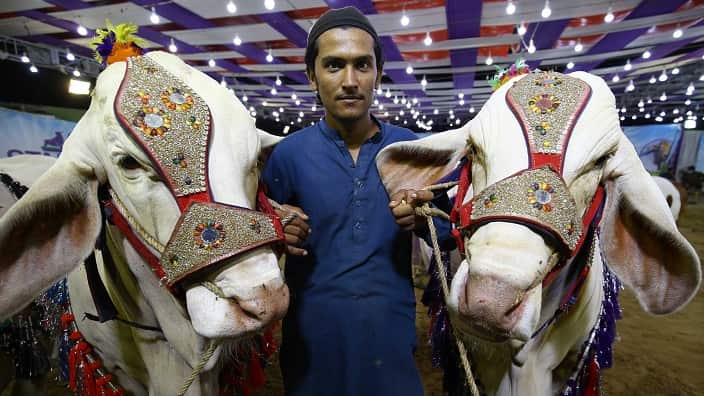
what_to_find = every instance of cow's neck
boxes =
[466,241,605,396]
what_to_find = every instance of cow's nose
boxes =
[458,274,526,341]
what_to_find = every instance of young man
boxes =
[263,6,453,395]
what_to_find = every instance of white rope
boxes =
[416,181,481,396]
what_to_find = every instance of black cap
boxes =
[305,6,382,71]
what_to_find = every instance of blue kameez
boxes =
[263,117,452,396]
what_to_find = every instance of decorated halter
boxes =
[109,55,284,292]
[450,71,605,263]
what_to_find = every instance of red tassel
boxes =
[584,355,600,396]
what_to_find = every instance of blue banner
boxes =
[623,124,682,176]
[0,107,76,158]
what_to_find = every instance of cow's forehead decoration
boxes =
[507,71,590,156]
[116,55,209,197]
[110,55,284,289]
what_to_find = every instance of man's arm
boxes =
[389,189,456,251]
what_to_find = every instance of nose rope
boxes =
[417,181,480,396]
[177,339,219,396]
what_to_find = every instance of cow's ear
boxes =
[256,128,283,173]
[600,135,701,314]
[0,158,101,319]
[376,124,470,196]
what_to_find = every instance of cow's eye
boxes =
[594,152,614,169]
[119,155,142,170]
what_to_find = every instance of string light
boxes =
[469,106,475,113]
[291,92,298,100]
[376,87,382,95]
[685,99,691,106]
[626,80,635,92]
[208,59,216,67]
[406,64,413,74]
[77,25,88,36]
[566,61,574,70]
[66,49,75,61]
[400,12,410,27]
[611,74,619,83]
[637,99,644,108]
[424,32,433,46]
[649,75,656,84]
[385,88,391,98]
[574,40,583,53]
[233,35,242,46]
[642,50,651,59]
[506,0,516,15]
[266,48,273,63]
[168,38,177,53]
[275,75,282,86]
[658,69,667,82]
[242,94,248,102]
[264,0,275,10]
[541,0,552,18]
[624,59,632,71]
[226,0,237,13]
[20,53,29,63]
[220,77,227,87]
[673,27,683,39]
[517,22,527,36]
[660,92,667,101]
[421,75,427,87]
[270,86,277,95]
[150,7,160,24]
[672,67,680,75]
[604,7,614,23]
[527,39,536,54]
[72,69,80,77]
[485,53,493,66]
[29,64,38,73]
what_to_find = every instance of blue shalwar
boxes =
[263,117,453,396]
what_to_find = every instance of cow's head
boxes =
[0,52,289,351]
[377,71,701,345]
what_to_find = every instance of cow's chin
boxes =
[448,261,541,347]
[185,251,289,340]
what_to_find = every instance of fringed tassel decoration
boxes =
[60,313,125,396]
[219,325,279,396]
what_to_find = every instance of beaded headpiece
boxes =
[91,21,145,67]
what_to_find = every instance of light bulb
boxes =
[658,70,667,82]
[270,87,277,95]
[673,28,683,39]
[469,106,475,113]
[433,109,439,115]
[21,53,29,63]
[233,35,242,46]
[400,14,410,26]
[642,50,651,59]
[29,64,38,73]
[168,38,177,53]
[401,97,407,104]
[424,32,432,46]
[312,105,317,111]
[266,48,273,63]
[649,75,656,84]
[637,99,644,107]
[647,97,652,104]
[421,76,427,87]
[574,41,583,53]
[72,69,80,77]
[406,64,413,74]
[612,74,619,83]
[275,76,282,86]
[227,0,237,13]
[393,96,399,104]
[604,8,614,23]
[376,87,382,95]
[566,61,574,70]
[485,54,493,66]
[295,100,300,105]
[672,67,680,75]
[264,0,275,10]
[517,22,527,36]
[385,88,391,98]
[208,59,216,67]
[459,99,465,105]
[660,92,667,101]
[506,1,516,15]
[626,80,634,92]
[77,25,87,36]
[541,0,551,18]
[412,97,418,104]
[220,78,227,87]
[242,94,248,102]
[291,93,297,100]
[150,7,160,24]
[685,99,691,105]
[528,39,536,54]
[624,60,632,71]
[66,50,75,61]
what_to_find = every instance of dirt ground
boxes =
[6,204,704,396]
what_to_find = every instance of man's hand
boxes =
[276,204,311,256]
[389,189,435,231]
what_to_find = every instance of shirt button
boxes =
[355,200,361,207]
[354,221,361,229]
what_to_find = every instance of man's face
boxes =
[307,27,381,123]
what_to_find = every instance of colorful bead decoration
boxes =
[133,107,171,137]
[172,153,188,168]
[161,87,194,111]
[529,93,561,115]
[187,116,202,129]
[194,220,226,249]
[248,218,261,233]
[535,75,563,88]
[535,121,552,136]
[527,182,555,212]
[483,193,499,208]
[137,91,150,105]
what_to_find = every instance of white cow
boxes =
[377,71,701,395]
[0,52,289,395]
